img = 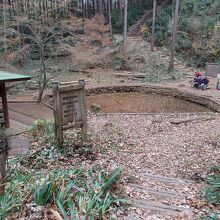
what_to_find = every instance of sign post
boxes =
[53,80,88,147]
[206,63,220,77]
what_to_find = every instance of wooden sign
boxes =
[206,63,220,77]
[53,80,87,147]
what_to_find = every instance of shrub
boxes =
[145,0,220,66]
[203,165,220,205]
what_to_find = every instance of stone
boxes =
[7,137,29,156]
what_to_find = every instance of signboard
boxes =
[53,80,87,147]
[60,90,81,125]
[206,63,220,77]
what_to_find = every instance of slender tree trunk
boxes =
[120,0,123,23]
[87,0,90,18]
[82,0,85,19]
[102,0,106,15]
[3,0,7,53]
[139,0,142,11]
[122,0,128,70]
[38,47,47,103]
[168,0,179,72]
[107,0,112,37]
[98,0,102,14]
[117,0,120,9]
[151,0,157,51]
[85,0,87,17]
[92,0,95,15]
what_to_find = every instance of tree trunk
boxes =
[37,47,47,103]
[122,0,128,70]
[107,0,112,37]
[168,0,179,72]
[82,0,85,19]
[139,0,142,11]
[103,0,106,15]
[3,0,7,53]
[151,0,157,51]
[98,0,102,14]
[87,0,90,18]
[92,0,95,15]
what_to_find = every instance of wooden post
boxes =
[0,83,9,128]
[79,80,88,142]
[0,138,6,194]
[52,81,63,147]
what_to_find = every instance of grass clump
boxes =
[200,165,220,219]
[204,165,220,205]
[0,167,127,219]
[0,119,128,219]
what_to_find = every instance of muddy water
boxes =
[86,92,211,113]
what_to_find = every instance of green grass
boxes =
[200,165,220,219]
[0,167,127,219]
[204,166,220,205]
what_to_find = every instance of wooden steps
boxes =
[126,172,193,219]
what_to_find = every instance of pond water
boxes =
[86,92,211,113]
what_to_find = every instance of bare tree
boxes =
[107,0,112,37]
[98,0,103,14]
[122,0,128,70]
[151,0,157,51]
[19,13,64,102]
[168,0,180,72]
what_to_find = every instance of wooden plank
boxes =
[134,200,182,215]
[59,84,83,93]
[0,139,6,194]
[75,90,82,122]
[59,90,81,125]
[170,115,215,125]
[79,80,88,142]
[59,80,90,85]
[62,121,83,131]
[0,83,9,128]
[53,81,63,147]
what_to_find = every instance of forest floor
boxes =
[4,35,220,219]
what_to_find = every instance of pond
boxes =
[86,92,211,113]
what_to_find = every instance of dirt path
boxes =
[8,102,53,125]
[88,112,220,219]
[128,0,171,36]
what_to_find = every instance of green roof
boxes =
[0,71,31,82]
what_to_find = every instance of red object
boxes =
[195,71,203,77]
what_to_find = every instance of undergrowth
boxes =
[204,165,220,205]
[0,120,128,219]
[200,165,220,219]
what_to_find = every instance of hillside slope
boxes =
[145,0,220,67]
